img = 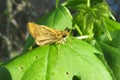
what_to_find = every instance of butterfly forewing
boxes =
[27,22,69,46]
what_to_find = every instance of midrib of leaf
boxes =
[44,45,51,80]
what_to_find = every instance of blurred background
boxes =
[0,0,56,61]
[0,0,120,61]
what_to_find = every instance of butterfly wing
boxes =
[27,22,61,45]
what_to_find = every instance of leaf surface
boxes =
[2,38,113,80]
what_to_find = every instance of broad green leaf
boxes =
[98,30,120,80]
[1,37,113,80]
[98,41,120,80]
[23,6,72,52]
[37,6,72,30]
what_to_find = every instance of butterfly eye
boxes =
[62,34,67,38]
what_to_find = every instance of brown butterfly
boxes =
[27,22,70,46]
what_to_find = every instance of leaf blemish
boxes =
[72,75,80,80]
[35,55,39,59]
[20,66,24,70]
[66,72,69,75]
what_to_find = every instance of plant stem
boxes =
[87,0,90,7]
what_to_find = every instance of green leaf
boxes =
[1,37,113,80]
[98,41,120,80]
[105,18,120,31]
[37,6,72,30]
[56,0,60,8]
[23,6,72,52]
[100,19,112,40]
[102,30,120,49]
[0,65,12,80]
[98,30,120,80]
[22,35,34,53]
